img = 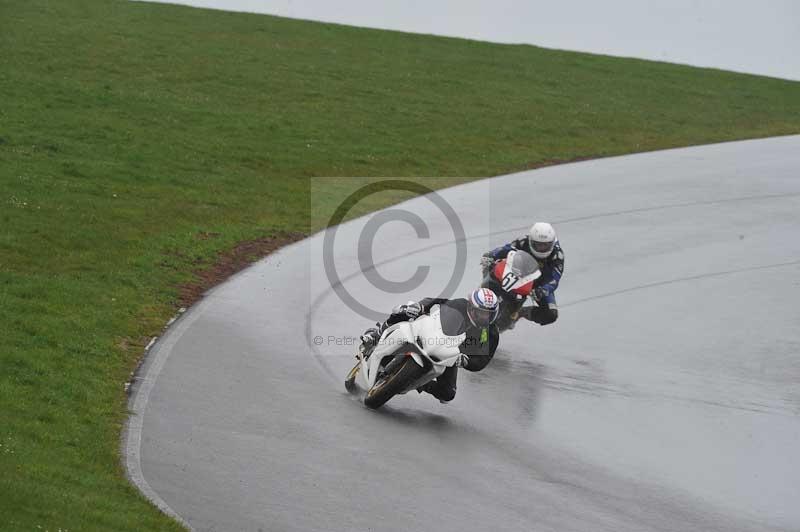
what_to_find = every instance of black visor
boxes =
[468,305,497,327]
[532,240,554,254]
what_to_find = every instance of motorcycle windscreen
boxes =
[510,250,540,279]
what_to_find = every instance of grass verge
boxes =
[1,0,799,530]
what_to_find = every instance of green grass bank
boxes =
[1,0,800,529]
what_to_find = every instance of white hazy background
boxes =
[141,0,800,80]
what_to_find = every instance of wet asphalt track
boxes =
[127,136,800,532]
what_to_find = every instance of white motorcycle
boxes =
[344,304,468,409]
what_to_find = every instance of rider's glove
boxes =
[480,255,495,271]
[403,301,422,319]
[392,301,423,320]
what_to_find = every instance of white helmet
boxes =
[528,222,556,259]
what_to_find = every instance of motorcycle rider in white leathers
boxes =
[359,288,501,403]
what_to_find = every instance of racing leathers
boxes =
[360,298,500,402]
[483,238,564,325]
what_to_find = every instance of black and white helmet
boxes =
[528,222,556,259]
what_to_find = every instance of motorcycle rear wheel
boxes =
[364,355,425,410]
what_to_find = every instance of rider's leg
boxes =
[539,291,558,325]
[420,366,458,403]
[524,293,558,325]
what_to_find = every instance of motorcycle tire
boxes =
[364,355,426,410]
[344,362,360,393]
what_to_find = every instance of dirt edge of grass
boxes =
[177,231,309,308]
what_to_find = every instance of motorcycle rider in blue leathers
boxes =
[481,222,563,326]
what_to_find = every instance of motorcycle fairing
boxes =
[357,305,465,393]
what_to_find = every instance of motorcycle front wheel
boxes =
[344,363,360,393]
[364,355,426,410]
